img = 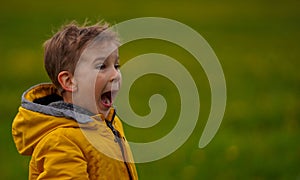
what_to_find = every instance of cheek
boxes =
[94,75,106,91]
[75,71,99,95]
[80,74,96,87]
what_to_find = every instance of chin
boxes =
[97,106,110,116]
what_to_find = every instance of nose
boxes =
[109,67,121,83]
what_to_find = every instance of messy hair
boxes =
[43,20,119,93]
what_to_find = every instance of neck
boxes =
[62,91,73,104]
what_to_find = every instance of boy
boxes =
[12,21,138,179]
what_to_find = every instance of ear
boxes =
[57,71,77,92]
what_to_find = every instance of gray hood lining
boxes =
[21,83,93,124]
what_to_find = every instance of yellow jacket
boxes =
[12,83,138,180]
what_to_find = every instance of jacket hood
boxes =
[12,83,101,155]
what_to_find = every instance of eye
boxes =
[96,64,106,70]
[114,64,120,70]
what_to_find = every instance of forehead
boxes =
[79,40,119,63]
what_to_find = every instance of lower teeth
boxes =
[104,97,110,104]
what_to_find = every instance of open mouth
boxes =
[101,91,113,108]
[100,90,118,108]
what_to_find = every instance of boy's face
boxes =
[72,40,121,116]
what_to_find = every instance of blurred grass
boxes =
[1,0,300,179]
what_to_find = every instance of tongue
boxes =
[101,92,112,107]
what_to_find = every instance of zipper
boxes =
[105,110,133,180]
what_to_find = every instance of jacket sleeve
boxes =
[31,128,89,180]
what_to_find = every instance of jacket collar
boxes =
[21,83,116,123]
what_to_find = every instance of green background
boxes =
[1,0,299,179]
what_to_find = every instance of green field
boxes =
[1,0,299,179]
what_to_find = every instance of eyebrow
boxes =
[115,56,120,62]
[93,56,119,64]
[93,57,106,63]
